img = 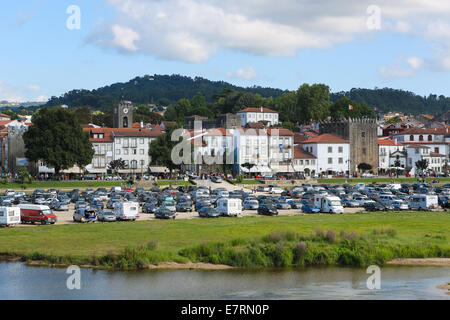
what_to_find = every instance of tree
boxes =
[74,106,92,125]
[108,158,126,175]
[149,124,181,177]
[394,159,402,178]
[415,159,428,175]
[296,84,331,124]
[17,167,30,184]
[241,162,255,178]
[357,163,372,172]
[329,97,376,120]
[23,107,94,176]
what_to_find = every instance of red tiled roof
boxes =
[294,133,308,143]
[302,134,348,144]
[378,139,402,146]
[406,145,430,149]
[204,128,233,136]
[267,128,294,136]
[304,131,318,138]
[293,145,316,159]
[237,107,277,113]
[245,122,265,129]
[430,152,445,157]
[398,127,448,135]
[419,114,434,120]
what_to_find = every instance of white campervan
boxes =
[408,194,439,210]
[313,195,344,214]
[216,198,242,217]
[0,207,21,227]
[114,202,140,221]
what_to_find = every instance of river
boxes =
[0,262,448,299]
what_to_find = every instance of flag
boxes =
[348,104,354,110]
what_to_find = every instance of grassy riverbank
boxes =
[0,211,448,270]
[0,180,125,190]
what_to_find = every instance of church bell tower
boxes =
[113,101,134,128]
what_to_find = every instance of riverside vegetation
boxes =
[0,211,448,270]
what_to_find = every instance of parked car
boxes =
[52,201,69,211]
[257,204,278,216]
[301,203,320,213]
[175,202,193,212]
[391,200,409,210]
[198,207,221,218]
[73,208,97,223]
[97,209,117,222]
[142,202,158,213]
[155,208,176,219]
[275,199,291,210]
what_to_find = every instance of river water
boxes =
[0,262,448,299]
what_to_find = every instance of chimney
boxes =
[140,121,143,129]
[260,106,263,113]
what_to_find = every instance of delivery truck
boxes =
[0,207,21,227]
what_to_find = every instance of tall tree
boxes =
[23,107,94,175]
[330,97,376,120]
[296,84,331,124]
[149,124,182,177]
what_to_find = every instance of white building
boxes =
[302,134,350,175]
[267,128,295,173]
[234,128,271,174]
[405,145,446,175]
[236,107,279,127]
[293,145,317,175]
[378,138,405,171]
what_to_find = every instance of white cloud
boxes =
[85,0,450,67]
[0,82,24,102]
[379,65,414,79]
[35,95,48,103]
[27,84,41,92]
[111,25,140,51]
[226,66,258,80]
[407,57,424,70]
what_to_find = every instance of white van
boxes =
[378,194,397,206]
[0,207,21,227]
[313,195,344,214]
[110,186,122,193]
[114,202,140,221]
[216,198,242,217]
[408,195,439,210]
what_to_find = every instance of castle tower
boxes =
[113,101,134,128]
[320,118,379,175]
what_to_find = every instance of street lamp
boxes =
[346,159,352,183]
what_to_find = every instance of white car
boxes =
[268,187,284,194]
[243,199,259,210]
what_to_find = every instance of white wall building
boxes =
[378,138,405,171]
[302,134,350,175]
[236,107,279,127]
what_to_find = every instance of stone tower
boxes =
[320,118,378,175]
[113,101,134,128]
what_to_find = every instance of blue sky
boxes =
[1,0,450,102]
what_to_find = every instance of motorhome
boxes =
[216,198,242,217]
[114,202,140,221]
[408,194,439,210]
[313,195,344,214]
[0,207,21,227]
[18,204,57,225]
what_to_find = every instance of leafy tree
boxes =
[73,106,92,124]
[191,92,206,109]
[23,107,94,176]
[17,167,30,184]
[241,162,255,178]
[394,159,402,178]
[149,124,182,177]
[415,159,428,175]
[296,84,331,124]
[330,97,376,120]
[357,163,372,172]
[108,158,126,175]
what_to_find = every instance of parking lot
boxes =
[2,179,449,227]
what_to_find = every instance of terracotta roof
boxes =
[304,131,318,138]
[302,133,348,144]
[132,122,141,128]
[0,113,11,118]
[406,145,430,149]
[0,120,13,126]
[378,139,402,146]
[245,122,265,129]
[83,127,163,141]
[204,128,233,136]
[430,152,445,157]
[267,128,294,136]
[419,114,434,120]
[398,127,448,135]
[294,133,308,143]
[237,107,277,113]
[293,145,316,159]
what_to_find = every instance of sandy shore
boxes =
[387,258,450,267]
[147,262,233,270]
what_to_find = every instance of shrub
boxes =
[326,230,336,243]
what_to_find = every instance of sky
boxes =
[1,0,450,102]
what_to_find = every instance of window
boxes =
[328,146,332,153]
[361,132,366,138]
[362,148,366,155]
[124,149,129,155]
[124,160,129,167]
[123,139,129,148]
[93,134,98,139]
[311,160,315,165]
[305,160,309,165]
[419,135,424,141]
[415,148,419,154]
[410,135,414,141]
[328,158,333,164]
[140,138,144,144]
[428,135,432,141]
[338,146,343,153]
[107,144,112,152]
[116,149,121,155]
[131,138,137,148]
[116,138,121,144]
[140,160,145,166]
[140,149,144,155]
[435,147,439,153]
[299,160,304,165]
[132,149,137,155]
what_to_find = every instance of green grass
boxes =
[0,180,125,190]
[156,180,193,186]
[228,179,262,185]
[317,177,450,184]
[0,211,449,269]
